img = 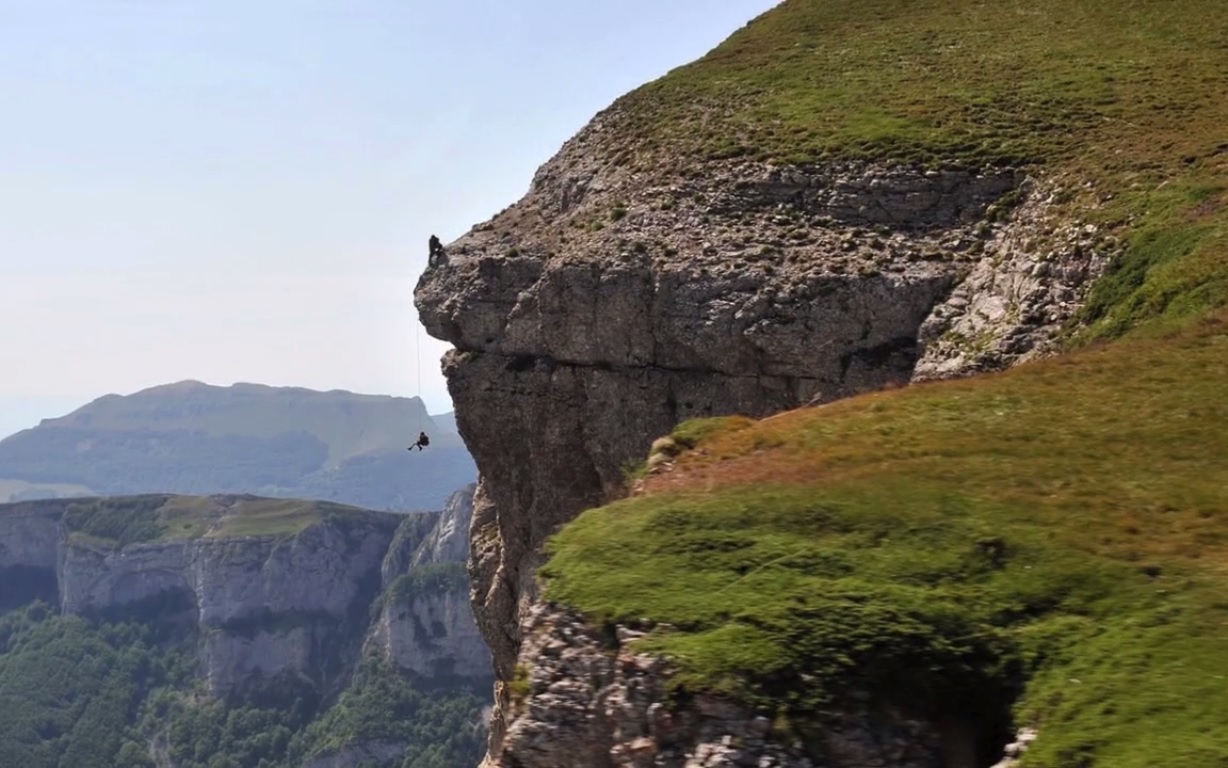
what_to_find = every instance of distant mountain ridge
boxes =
[32,380,461,461]
[0,381,475,510]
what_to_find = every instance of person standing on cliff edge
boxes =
[428,234,446,267]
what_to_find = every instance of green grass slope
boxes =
[543,7,1228,754]
[21,494,392,547]
[618,0,1228,173]
[544,312,1228,765]
[608,0,1228,340]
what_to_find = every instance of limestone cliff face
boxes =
[410,484,475,566]
[39,496,397,697]
[0,493,494,701]
[0,500,63,610]
[0,499,62,570]
[366,485,491,681]
[60,537,195,616]
[194,519,392,697]
[414,109,1110,761]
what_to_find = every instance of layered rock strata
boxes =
[366,485,492,681]
[497,603,993,768]
[0,499,64,610]
[0,491,492,698]
[416,118,1110,761]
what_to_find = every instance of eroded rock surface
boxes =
[46,496,397,697]
[494,604,972,768]
[913,181,1112,381]
[0,499,64,609]
[415,113,1110,762]
[0,493,494,698]
[0,499,62,570]
[365,485,492,681]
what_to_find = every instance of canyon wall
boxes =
[0,491,491,698]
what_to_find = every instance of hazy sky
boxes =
[0,0,778,438]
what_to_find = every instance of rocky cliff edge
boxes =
[414,83,1111,768]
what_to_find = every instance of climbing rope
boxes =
[408,313,430,452]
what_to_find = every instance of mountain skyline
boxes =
[0,379,458,442]
[0,380,475,510]
[0,0,778,448]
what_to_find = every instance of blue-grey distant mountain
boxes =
[0,381,475,510]
[431,410,458,435]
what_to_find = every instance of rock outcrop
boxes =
[496,604,975,768]
[18,494,398,697]
[366,485,492,681]
[415,107,1110,761]
[0,499,63,610]
[0,492,492,698]
[0,499,62,567]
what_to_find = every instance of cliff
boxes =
[414,155,1106,668]
[0,491,490,699]
[414,0,1228,765]
[366,485,492,681]
[413,43,1106,768]
[418,146,1084,768]
[0,498,62,611]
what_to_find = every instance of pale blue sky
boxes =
[0,0,778,439]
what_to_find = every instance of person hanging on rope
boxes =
[408,431,431,452]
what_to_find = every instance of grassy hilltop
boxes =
[57,494,381,547]
[540,1,1228,766]
[606,0,1228,342]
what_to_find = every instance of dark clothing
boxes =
[409,431,430,451]
[428,235,446,267]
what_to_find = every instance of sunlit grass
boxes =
[42,495,383,546]
[603,0,1228,340]
[544,312,1228,766]
[206,498,324,539]
[615,0,1228,175]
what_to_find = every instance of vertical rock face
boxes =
[411,484,475,567]
[194,519,394,697]
[0,491,492,767]
[0,500,63,610]
[0,492,494,698]
[366,485,493,682]
[414,115,1108,759]
[368,582,489,680]
[60,539,194,616]
[0,500,62,570]
[0,495,405,697]
[58,508,396,697]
